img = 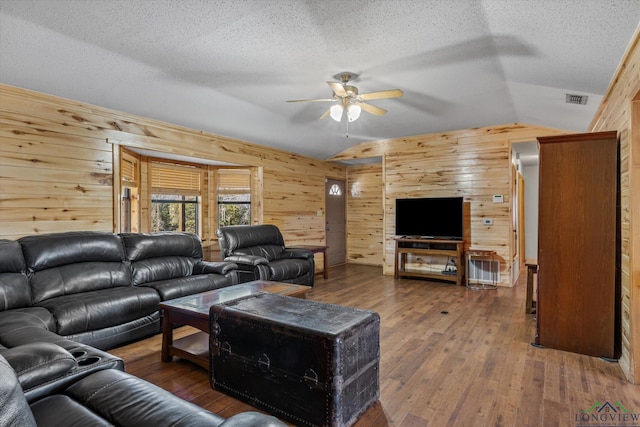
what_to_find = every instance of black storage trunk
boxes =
[209,293,380,427]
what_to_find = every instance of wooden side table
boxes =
[466,249,498,290]
[289,245,329,279]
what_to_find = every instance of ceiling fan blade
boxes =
[327,81,347,97]
[359,89,404,101]
[286,98,336,103]
[320,109,331,120]
[359,102,387,116]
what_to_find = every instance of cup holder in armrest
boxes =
[70,350,87,359]
[76,356,101,366]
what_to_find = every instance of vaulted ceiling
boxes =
[1,0,638,160]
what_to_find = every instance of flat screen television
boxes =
[395,197,464,239]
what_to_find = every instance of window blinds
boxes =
[121,156,137,186]
[151,162,201,196]
[217,169,251,195]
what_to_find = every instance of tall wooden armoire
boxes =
[535,131,618,358]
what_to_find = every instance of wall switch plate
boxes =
[483,218,494,225]
[316,209,323,216]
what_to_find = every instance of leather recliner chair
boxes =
[0,352,286,427]
[217,224,315,286]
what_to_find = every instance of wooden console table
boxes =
[394,238,465,286]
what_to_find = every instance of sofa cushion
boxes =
[19,232,125,271]
[236,244,284,262]
[121,232,208,285]
[141,274,232,301]
[0,240,27,274]
[64,369,226,426]
[19,232,130,304]
[129,256,198,285]
[0,272,31,311]
[0,307,56,336]
[217,224,285,257]
[121,231,203,260]
[64,312,160,351]
[36,287,160,336]
[30,262,131,304]
[30,394,112,426]
[0,239,31,310]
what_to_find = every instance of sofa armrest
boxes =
[224,254,269,266]
[0,342,77,391]
[193,261,238,275]
[281,248,314,259]
[219,412,287,427]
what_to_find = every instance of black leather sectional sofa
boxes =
[0,231,237,350]
[0,231,286,426]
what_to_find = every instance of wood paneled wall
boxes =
[589,27,640,384]
[332,124,568,286]
[0,85,345,254]
[346,163,384,266]
[0,90,115,239]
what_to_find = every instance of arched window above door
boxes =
[329,183,342,196]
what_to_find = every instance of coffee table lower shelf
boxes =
[168,331,209,370]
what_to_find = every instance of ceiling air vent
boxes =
[565,93,588,105]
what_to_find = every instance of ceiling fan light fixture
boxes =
[287,71,402,125]
[347,103,361,122]
[330,104,343,122]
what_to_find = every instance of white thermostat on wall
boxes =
[492,195,504,204]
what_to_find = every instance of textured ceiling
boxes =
[1,0,638,161]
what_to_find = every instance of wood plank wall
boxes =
[0,90,116,238]
[332,124,569,287]
[589,27,640,384]
[0,85,345,256]
[346,163,384,266]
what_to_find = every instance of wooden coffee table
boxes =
[159,280,311,370]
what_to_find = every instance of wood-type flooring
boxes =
[110,264,640,426]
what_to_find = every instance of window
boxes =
[151,194,199,233]
[329,183,343,196]
[151,162,202,234]
[217,169,251,226]
[120,150,140,233]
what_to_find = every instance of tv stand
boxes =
[394,237,465,286]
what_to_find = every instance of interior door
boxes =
[325,178,346,266]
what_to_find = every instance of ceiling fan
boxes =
[287,72,403,122]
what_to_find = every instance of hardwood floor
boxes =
[110,265,640,426]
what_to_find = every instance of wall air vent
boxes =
[565,93,588,105]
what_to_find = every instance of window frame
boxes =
[216,168,252,227]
